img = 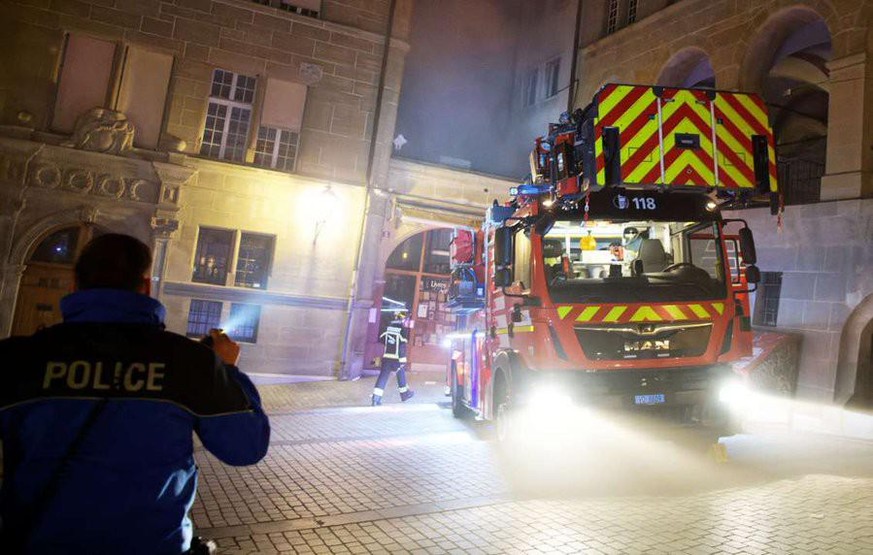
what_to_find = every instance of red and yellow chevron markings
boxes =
[557,302,725,323]
[593,84,778,192]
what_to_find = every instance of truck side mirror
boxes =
[738,227,757,265]
[494,227,515,288]
[745,264,761,284]
[494,226,513,266]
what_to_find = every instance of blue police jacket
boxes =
[0,289,271,554]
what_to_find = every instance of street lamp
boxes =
[313,185,338,241]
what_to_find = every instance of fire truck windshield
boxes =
[540,219,727,303]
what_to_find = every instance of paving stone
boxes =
[202,379,873,554]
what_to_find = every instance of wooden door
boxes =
[10,224,99,336]
[11,265,75,335]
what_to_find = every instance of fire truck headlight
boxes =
[718,380,749,407]
[529,385,572,410]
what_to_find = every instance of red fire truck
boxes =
[446,84,779,439]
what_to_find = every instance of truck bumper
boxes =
[521,365,736,425]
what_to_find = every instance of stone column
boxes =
[0,264,24,338]
[150,157,194,303]
[820,53,873,200]
[149,216,180,302]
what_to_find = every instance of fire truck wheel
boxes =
[493,370,517,443]
[451,364,469,419]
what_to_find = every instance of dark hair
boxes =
[74,233,152,291]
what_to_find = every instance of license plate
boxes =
[634,394,665,405]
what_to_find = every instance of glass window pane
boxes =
[235,233,274,289]
[193,228,234,285]
[186,299,222,338]
[423,228,452,275]
[386,233,424,271]
[379,273,416,337]
[200,101,228,158]
[222,106,251,162]
[228,303,260,343]
[30,227,80,264]
[254,126,278,168]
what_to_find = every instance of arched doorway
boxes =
[740,7,832,205]
[11,224,103,336]
[365,228,454,373]
[836,294,873,407]
[656,47,716,88]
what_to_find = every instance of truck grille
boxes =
[574,322,712,361]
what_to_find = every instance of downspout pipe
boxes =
[338,0,398,379]
[567,0,584,113]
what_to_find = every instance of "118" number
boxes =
[632,197,657,210]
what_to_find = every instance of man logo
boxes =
[614,194,629,210]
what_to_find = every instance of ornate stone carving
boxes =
[127,179,148,202]
[27,163,159,203]
[63,108,135,155]
[65,169,94,193]
[299,62,324,85]
[150,216,179,239]
[79,205,99,223]
[161,184,180,205]
[30,163,61,188]
[98,175,126,199]
[0,156,25,183]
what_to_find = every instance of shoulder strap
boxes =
[22,398,110,543]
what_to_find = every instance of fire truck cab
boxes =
[446,84,778,439]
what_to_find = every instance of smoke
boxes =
[395,0,530,178]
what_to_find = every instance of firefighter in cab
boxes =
[372,309,415,406]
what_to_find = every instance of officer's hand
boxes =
[209,329,241,366]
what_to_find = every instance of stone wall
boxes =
[0,0,415,378]
[160,158,366,376]
[737,199,873,401]
[0,0,395,184]
[575,0,868,101]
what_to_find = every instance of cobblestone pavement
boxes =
[195,374,873,554]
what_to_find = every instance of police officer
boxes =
[372,310,415,406]
[0,234,270,554]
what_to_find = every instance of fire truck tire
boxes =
[494,372,516,443]
[450,364,470,419]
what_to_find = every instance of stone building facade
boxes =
[572,0,873,403]
[0,0,496,379]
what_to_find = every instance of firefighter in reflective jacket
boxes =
[372,310,415,406]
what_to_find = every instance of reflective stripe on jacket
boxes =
[380,319,408,361]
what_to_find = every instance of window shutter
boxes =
[52,34,117,132]
[260,78,307,132]
[116,47,173,149]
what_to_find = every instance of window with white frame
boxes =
[544,58,561,99]
[254,78,307,172]
[627,0,639,24]
[200,69,257,162]
[254,127,299,171]
[228,303,261,343]
[523,68,539,107]
[606,0,619,34]
[186,300,223,338]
